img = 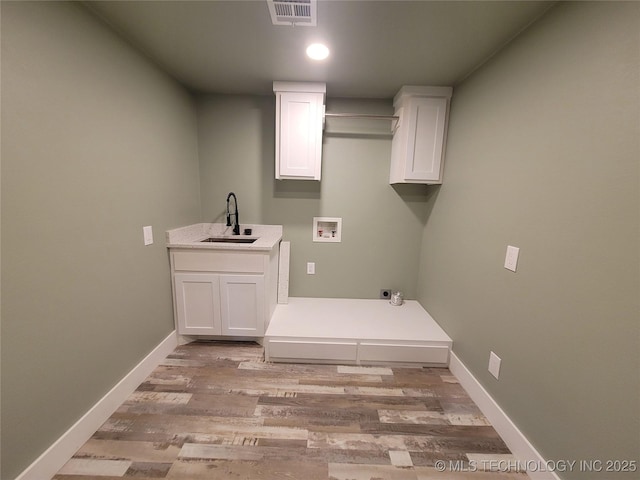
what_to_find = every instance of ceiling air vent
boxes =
[267,0,317,26]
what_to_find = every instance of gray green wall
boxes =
[1,2,201,478]
[197,95,432,299]
[416,2,639,478]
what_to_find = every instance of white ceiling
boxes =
[84,0,555,98]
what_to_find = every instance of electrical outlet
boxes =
[307,262,315,275]
[380,289,392,300]
[488,351,502,379]
[143,226,153,246]
[504,245,519,272]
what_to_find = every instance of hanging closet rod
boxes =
[324,112,399,121]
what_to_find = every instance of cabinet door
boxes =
[174,273,221,335]
[275,91,323,180]
[391,96,448,184]
[220,275,265,336]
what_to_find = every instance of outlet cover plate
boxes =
[143,226,153,246]
[488,351,501,379]
[504,245,519,272]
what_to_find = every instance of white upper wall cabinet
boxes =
[274,81,326,181]
[389,86,453,185]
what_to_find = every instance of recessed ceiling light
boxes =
[306,43,329,61]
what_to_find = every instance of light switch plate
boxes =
[504,245,519,272]
[307,262,315,275]
[143,226,153,246]
[488,351,502,379]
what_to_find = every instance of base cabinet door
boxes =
[174,273,221,335]
[220,275,265,336]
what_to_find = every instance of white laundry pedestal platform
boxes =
[264,297,452,366]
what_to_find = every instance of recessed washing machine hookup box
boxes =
[313,217,342,243]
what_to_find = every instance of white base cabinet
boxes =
[170,248,278,339]
[389,86,453,185]
[174,273,265,337]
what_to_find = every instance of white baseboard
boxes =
[449,351,561,480]
[15,331,178,480]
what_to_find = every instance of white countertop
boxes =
[166,223,282,251]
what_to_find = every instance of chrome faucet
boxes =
[226,192,240,235]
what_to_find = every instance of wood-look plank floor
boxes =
[54,341,529,480]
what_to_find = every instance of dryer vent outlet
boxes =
[380,289,392,300]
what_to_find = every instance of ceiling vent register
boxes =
[267,0,317,26]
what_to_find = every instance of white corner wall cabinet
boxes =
[273,81,326,181]
[389,86,453,185]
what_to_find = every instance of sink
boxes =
[200,237,257,244]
